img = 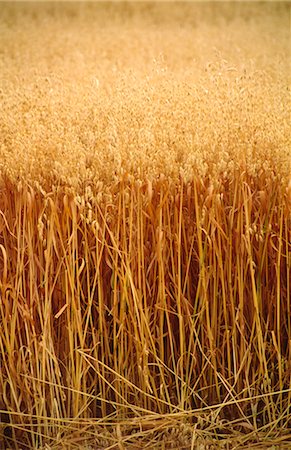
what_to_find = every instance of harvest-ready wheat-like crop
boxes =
[0,2,290,449]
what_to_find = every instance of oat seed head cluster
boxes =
[1,2,290,192]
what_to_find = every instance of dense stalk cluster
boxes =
[0,2,290,449]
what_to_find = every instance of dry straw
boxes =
[0,2,290,449]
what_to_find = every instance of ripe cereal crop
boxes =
[0,2,290,449]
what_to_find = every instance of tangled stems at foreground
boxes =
[0,171,290,448]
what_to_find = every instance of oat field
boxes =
[0,2,290,449]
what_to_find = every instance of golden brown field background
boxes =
[0,2,290,449]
